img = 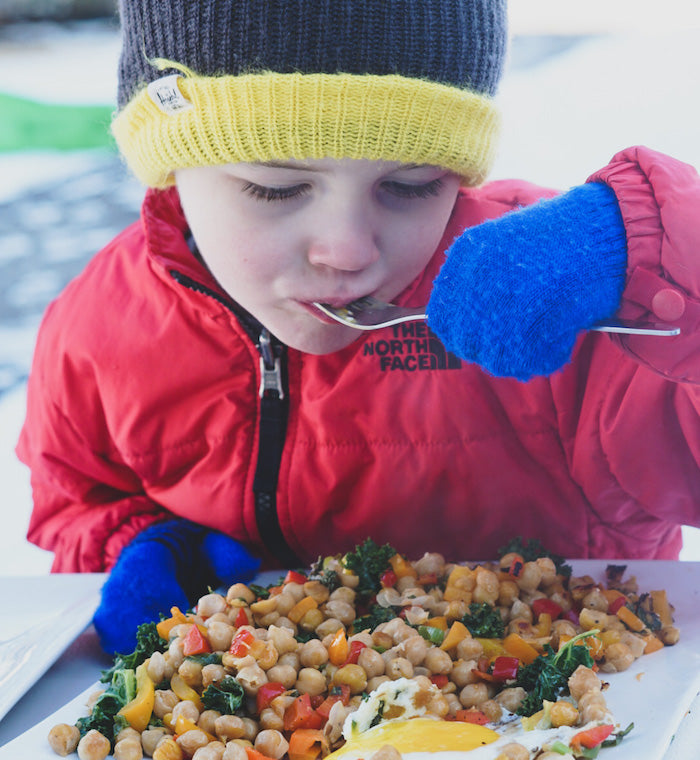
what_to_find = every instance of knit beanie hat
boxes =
[112,0,508,189]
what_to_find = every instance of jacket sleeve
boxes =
[554,147,700,539]
[589,146,700,381]
[16,316,167,573]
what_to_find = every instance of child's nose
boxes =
[306,216,380,272]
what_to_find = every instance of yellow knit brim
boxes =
[112,71,500,188]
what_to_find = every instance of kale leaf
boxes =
[185,652,223,666]
[201,675,245,714]
[498,537,572,578]
[343,539,397,597]
[76,669,135,746]
[101,621,167,684]
[461,603,505,638]
[516,631,595,716]
[353,604,397,633]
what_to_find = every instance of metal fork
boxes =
[313,296,681,335]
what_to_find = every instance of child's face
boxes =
[175,157,461,354]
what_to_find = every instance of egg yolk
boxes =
[326,718,500,759]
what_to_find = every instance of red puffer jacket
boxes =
[17,147,700,571]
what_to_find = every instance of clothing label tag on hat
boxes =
[147,74,192,115]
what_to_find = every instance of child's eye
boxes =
[382,178,445,199]
[242,182,311,202]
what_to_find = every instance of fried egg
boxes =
[326,678,588,760]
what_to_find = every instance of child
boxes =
[16,0,700,654]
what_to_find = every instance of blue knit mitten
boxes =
[93,519,260,654]
[427,182,627,380]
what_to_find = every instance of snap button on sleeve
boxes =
[651,288,685,321]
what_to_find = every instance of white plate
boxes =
[1,562,699,759]
[0,574,106,723]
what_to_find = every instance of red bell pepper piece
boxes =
[245,749,277,760]
[182,625,211,656]
[430,674,449,689]
[315,684,351,720]
[343,641,367,665]
[229,627,255,656]
[455,709,489,725]
[380,569,398,588]
[532,598,563,620]
[416,572,438,586]
[491,656,519,681]
[256,682,288,714]
[508,554,525,578]
[607,595,627,615]
[284,570,307,585]
[283,694,324,732]
[571,724,615,749]
[233,607,250,628]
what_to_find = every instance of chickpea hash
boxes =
[49,538,678,760]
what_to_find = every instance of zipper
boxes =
[170,268,301,567]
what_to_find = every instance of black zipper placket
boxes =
[170,269,301,567]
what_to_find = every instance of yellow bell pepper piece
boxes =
[171,672,204,712]
[174,714,217,741]
[328,628,349,666]
[440,620,470,650]
[475,638,506,660]
[156,606,190,640]
[389,553,417,579]
[425,616,448,631]
[288,596,318,624]
[118,661,155,732]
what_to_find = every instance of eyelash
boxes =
[241,178,445,203]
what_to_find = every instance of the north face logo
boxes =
[362,322,462,371]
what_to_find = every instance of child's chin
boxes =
[281,324,361,355]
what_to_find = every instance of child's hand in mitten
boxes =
[427,182,627,380]
[93,519,260,654]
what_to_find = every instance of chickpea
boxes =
[227,583,257,605]
[153,689,179,719]
[178,658,204,688]
[369,746,403,760]
[303,580,330,603]
[372,630,394,651]
[548,590,572,613]
[257,611,281,627]
[577,690,607,713]
[239,717,259,742]
[202,663,227,689]
[267,625,299,655]
[176,729,210,756]
[620,631,646,658]
[141,728,169,756]
[496,743,529,760]
[497,580,519,606]
[172,699,200,723]
[197,593,228,617]
[299,607,324,631]
[426,691,450,718]
[535,557,558,587]
[600,642,634,672]
[579,607,610,631]
[333,663,369,693]
[251,597,279,618]
[494,687,526,713]
[77,729,111,760]
[266,663,298,688]
[152,738,184,760]
[414,552,445,577]
[395,634,425,666]
[444,600,468,620]
[168,638,185,670]
[283,582,306,603]
[516,562,542,592]
[459,682,489,708]
[259,707,284,731]
[330,586,357,604]
[367,675,391,692]
[86,690,105,711]
[423,647,452,675]
[659,625,680,645]
[146,651,167,685]
[385,657,414,681]
[480,699,503,723]
[114,736,143,760]
[509,599,533,623]
[299,638,329,668]
[358,647,385,678]
[579,693,608,723]
[323,599,356,626]
[215,715,248,742]
[296,667,328,696]
[456,637,483,661]
[445,692,462,716]
[273,592,297,617]
[222,743,247,760]
[269,694,297,717]
[567,665,601,701]
[549,700,579,727]
[315,617,345,638]
[450,659,479,687]
[238,663,268,694]
[254,730,289,760]
[206,621,235,652]
[582,588,609,612]
[193,743,225,760]
[197,709,221,736]
[48,724,81,756]
[256,640,280,670]
[278,651,301,670]
[472,568,499,605]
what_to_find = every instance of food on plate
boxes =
[50,538,677,759]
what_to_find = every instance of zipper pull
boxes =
[258,329,284,399]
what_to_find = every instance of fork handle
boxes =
[591,319,680,336]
